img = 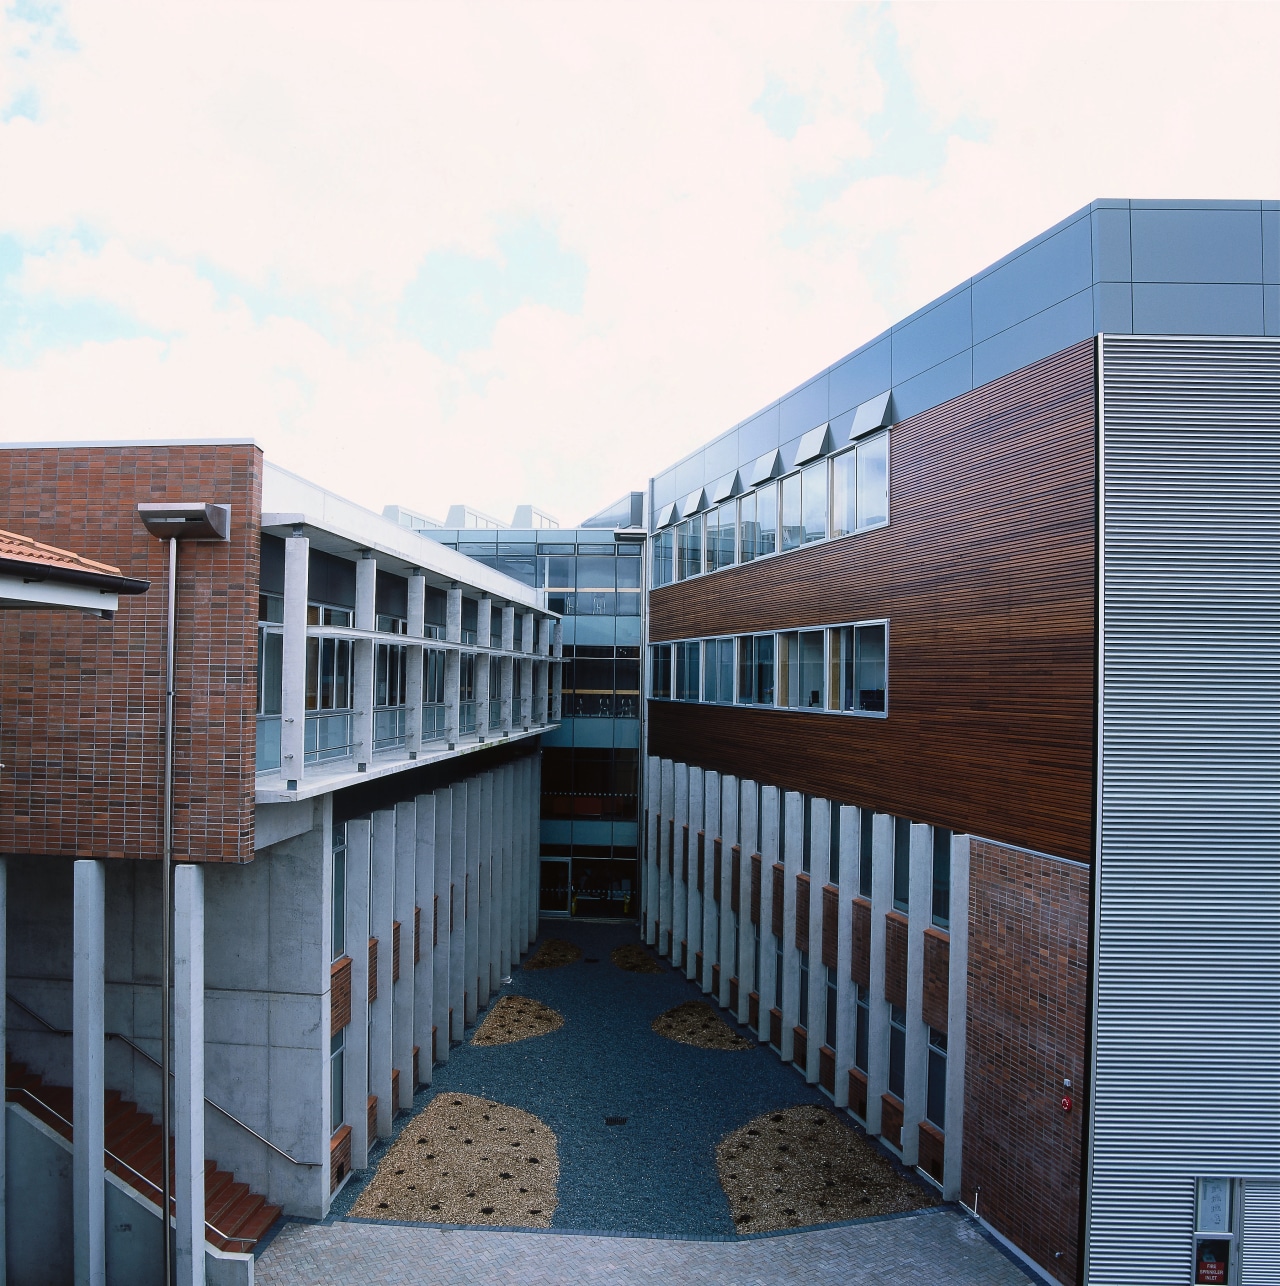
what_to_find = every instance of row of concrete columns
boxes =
[641,756,968,1201]
[332,754,542,1178]
[277,533,560,780]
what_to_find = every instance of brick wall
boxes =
[918,1120,945,1185]
[922,928,949,1032]
[771,863,784,938]
[851,898,871,988]
[330,956,352,1033]
[848,1068,867,1118]
[795,873,810,952]
[963,838,1088,1286]
[881,1094,903,1149]
[368,937,378,1003]
[821,885,838,968]
[884,912,908,1009]
[0,444,262,862]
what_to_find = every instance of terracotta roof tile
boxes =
[0,527,126,579]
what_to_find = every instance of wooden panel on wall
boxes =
[795,873,811,953]
[750,854,762,925]
[730,845,742,913]
[821,885,839,968]
[851,898,871,988]
[771,863,785,938]
[648,341,1097,865]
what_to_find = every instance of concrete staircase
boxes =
[6,1057,281,1253]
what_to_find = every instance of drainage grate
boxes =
[604,1116,627,1126]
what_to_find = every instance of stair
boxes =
[6,1057,281,1252]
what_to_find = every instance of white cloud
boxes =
[0,1,1277,524]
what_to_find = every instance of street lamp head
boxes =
[137,502,230,542]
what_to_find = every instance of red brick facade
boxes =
[850,897,871,988]
[791,1025,807,1071]
[922,928,949,1032]
[848,1068,867,1118]
[819,1044,835,1093]
[884,912,908,1009]
[821,885,838,968]
[963,838,1088,1285]
[0,444,262,862]
[795,873,810,952]
[330,956,352,1034]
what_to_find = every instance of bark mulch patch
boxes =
[653,1001,752,1051]
[350,1092,558,1228]
[522,938,582,970]
[471,995,564,1046]
[610,942,665,974]
[716,1104,938,1233]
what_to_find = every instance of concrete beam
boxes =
[73,859,106,1286]
[174,864,205,1286]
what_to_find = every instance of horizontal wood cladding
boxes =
[649,341,1096,864]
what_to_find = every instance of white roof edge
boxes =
[0,437,262,450]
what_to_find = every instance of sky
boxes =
[0,1,1277,527]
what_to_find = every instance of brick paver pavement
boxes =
[256,1207,1041,1285]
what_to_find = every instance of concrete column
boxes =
[345,819,372,1167]
[413,795,437,1088]
[759,786,780,1041]
[281,533,309,782]
[550,651,562,723]
[671,764,688,969]
[464,780,481,1024]
[370,809,396,1138]
[477,597,493,648]
[834,806,856,1109]
[449,782,467,1042]
[499,656,513,735]
[444,649,461,748]
[499,764,514,975]
[73,859,106,1286]
[533,659,548,727]
[475,649,491,740]
[406,573,426,755]
[432,789,453,1065]
[719,775,737,1010]
[477,773,494,1006]
[446,585,462,645]
[408,572,426,638]
[780,791,802,1061]
[866,813,894,1137]
[686,766,704,980]
[804,798,830,1084]
[643,756,660,945]
[527,756,541,945]
[701,772,721,997]
[394,800,417,1110]
[521,610,534,656]
[658,760,675,957]
[737,780,758,1024]
[943,833,970,1201]
[355,552,376,631]
[901,822,931,1168]
[174,864,205,1286]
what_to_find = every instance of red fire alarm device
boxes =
[1061,1095,1072,1113]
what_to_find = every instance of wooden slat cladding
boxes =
[819,1045,836,1093]
[682,825,689,884]
[697,832,705,893]
[712,839,722,903]
[792,1026,807,1070]
[821,885,839,968]
[414,906,422,965]
[884,914,908,1009]
[368,938,378,1004]
[769,1008,783,1049]
[771,863,785,938]
[730,845,742,913]
[849,1069,868,1119]
[922,928,950,1033]
[648,341,1097,865]
[850,898,872,988]
[392,921,401,984]
[749,991,760,1030]
[795,874,811,953]
[750,854,762,925]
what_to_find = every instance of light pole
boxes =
[137,502,229,1285]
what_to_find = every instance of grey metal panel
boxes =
[1091,335,1280,1284]
[1243,1182,1280,1283]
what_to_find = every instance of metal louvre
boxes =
[1091,336,1280,1284]
[1243,1182,1280,1283]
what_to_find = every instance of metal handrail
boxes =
[5,1086,256,1250]
[7,993,319,1167]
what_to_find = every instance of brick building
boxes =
[640,200,1280,1285]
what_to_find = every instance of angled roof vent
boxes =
[709,470,741,503]
[656,501,679,529]
[746,449,783,486]
[849,390,894,440]
[680,489,708,519]
[794,423,832,465]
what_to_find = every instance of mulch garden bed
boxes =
[522,938,582,970]
[610,942,665,973]
[716,1104,938,1233]
[652,1001,752,1050]
[471,994,564,1046]
[350,1092,559,1227]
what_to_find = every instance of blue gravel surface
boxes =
[334,919,829,1237]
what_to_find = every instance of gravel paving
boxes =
[653,1001,752,1051]
[472,995,564,1047]
[332,919,936,1238]
[610,942,664,973]
[523,938,582,970]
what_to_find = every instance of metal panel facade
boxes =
[1091,335,1280,1282]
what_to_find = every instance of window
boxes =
[798,950,809,1027]
[330,1029,345,1134]
[714,502,736,570]
[831,448,857,539]
[374,644,408,750]
[702,638,734,703]
[779,630,825,709]
[893,818,911,913]
[307,602,352,628]
[332,824,347,961]
[932,828,951,930]
[926,1028,947,1129]
[802,795,812,874]
[801,459,827,544]
[1195,1179,1237,1285]
[513,612,524,652]
[461,597,478,645]
[306,637,352,712]
[704,506,720,573]
[490,604,503,644]
[856,431,889,530]
[676,516,703,580]
[736,634,775,706]
[829,621,888,714]
[424,586,447,640]
[375,613,407,635]
[738,490,757,563]
[825,964,838,1047]
[675,641,700,701]
[756,482,777,557]
[780,471,802,552]
[651,529,673,588]
[650,644,672,699]
[854,984,870,1074]
[829,803,840,885]
[773,938,784,1011]
[423,649,447,741]
[888,1004,906,1100]
[859,810,874,900]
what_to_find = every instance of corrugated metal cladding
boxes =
[1243,1183,1280,1283]
[1090,335,1280,1284]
